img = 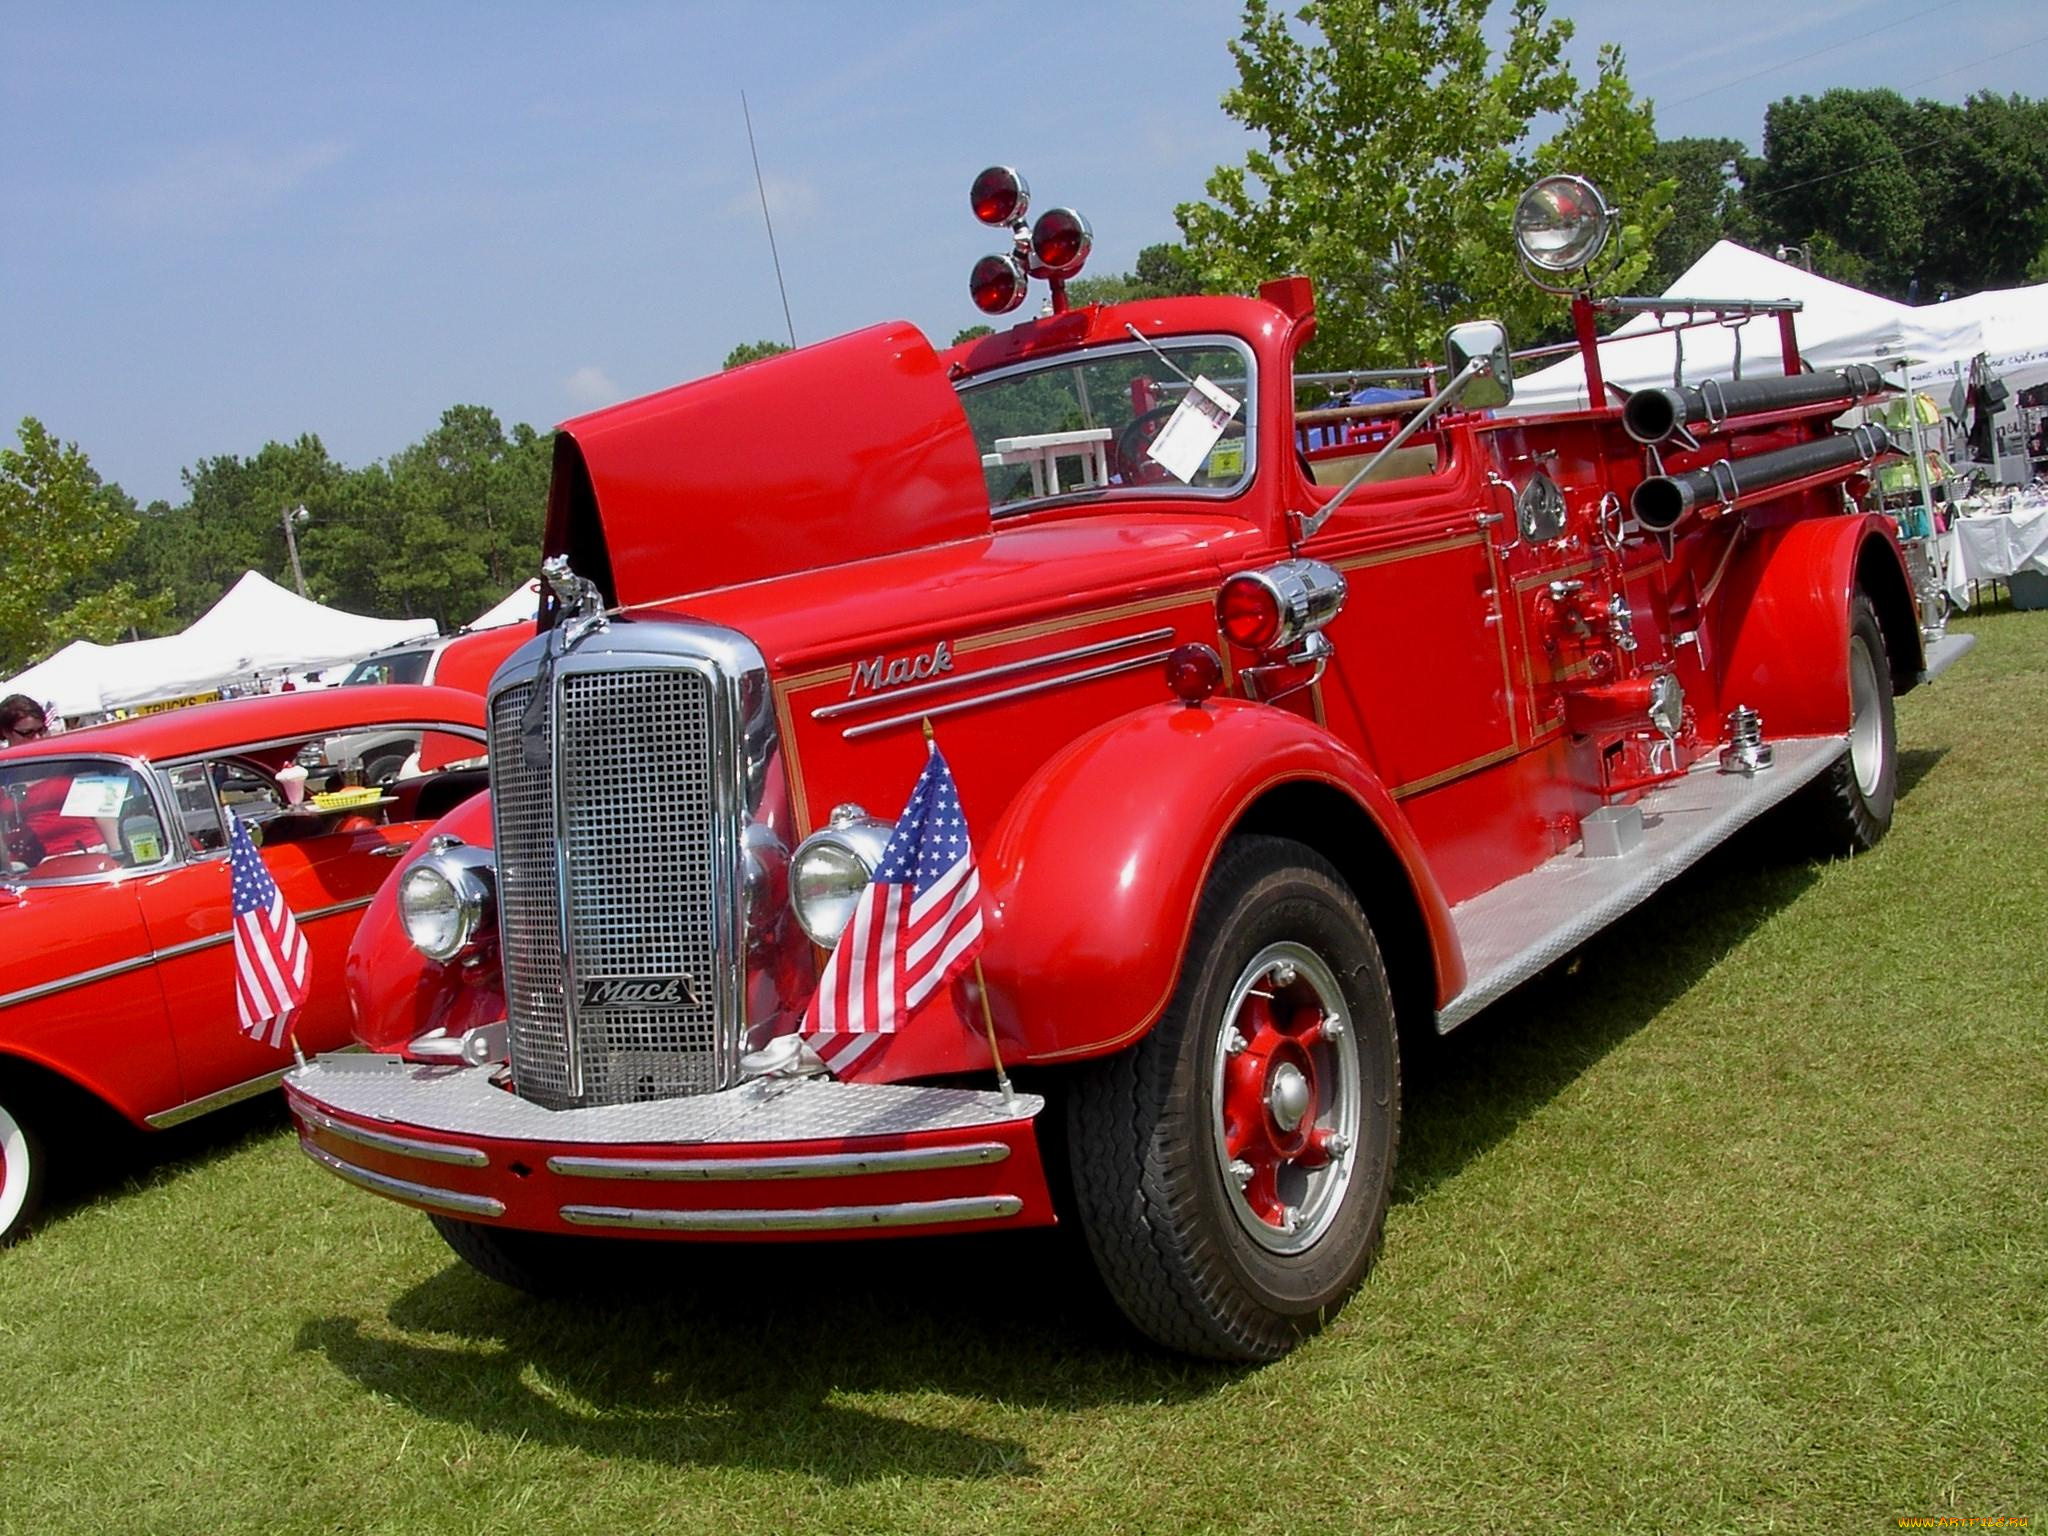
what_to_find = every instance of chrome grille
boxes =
[490,653,730,1110]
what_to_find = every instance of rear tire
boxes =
[0,1098,47,1247]
[1065,835,1399,1361]
[428,1214,602,1297]
[1800,590,1898,854]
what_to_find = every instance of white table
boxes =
[985,429,1114,499]
[1940,504,2048,610]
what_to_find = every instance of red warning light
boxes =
[1029,207,1092,279]
[969,252,1028,315]
[970,166,1030,227]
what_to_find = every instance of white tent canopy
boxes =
[1514,242,1930,412]
[470,578,541,630]
[3,572,436,717]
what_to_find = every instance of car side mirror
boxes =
[1445,321,1513,410]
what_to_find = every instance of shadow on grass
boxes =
[1394,747,1935,1207]
[296,1222,1230,1480]
[34,1091,293,1237]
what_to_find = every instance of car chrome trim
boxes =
[151,722,489,772]
[811,627,1176,721]
[298,1139,505,1217]
[558,1194,1024,1231]
[143,1065,290,1128]
[546,1142,1011,1181]
[295,1102,489,1167]
[840,648,1177,740]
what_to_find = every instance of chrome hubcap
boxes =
[1849,633,1885,797]
[1209,942,1361,1255]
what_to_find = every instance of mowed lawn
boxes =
[3,606,2043,1536]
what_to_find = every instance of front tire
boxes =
[0,1098,48,1246]
[1802,590,1898,853]
[428,1214,601,1297]
[1066,835,1400,1361]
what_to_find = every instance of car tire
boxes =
[363,751,409,788]
[1065,835,1400,1362]
[0,1097,47,1247]
[1800,590,1898,854]
[427,1214,606,1297]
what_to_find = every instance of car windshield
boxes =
[956,338,1254,512]
[340,649,431,686]
[2,757,168,881]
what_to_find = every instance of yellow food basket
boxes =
[311,786,385,811]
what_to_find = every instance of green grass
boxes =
[4,606,2044,1535]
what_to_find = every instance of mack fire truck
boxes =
[287,171,1971,1361]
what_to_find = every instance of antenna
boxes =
[741,91,797,350]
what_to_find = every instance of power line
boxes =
[1665,0,1965,106]
[1897,31,2048,88]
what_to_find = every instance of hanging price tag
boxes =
[1145,376,1241,483]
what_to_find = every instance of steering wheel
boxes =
[1113,403,1247,487]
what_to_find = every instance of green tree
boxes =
[1064,242,1209,307]
[0,418,164,672]
[950,324,996,345]
[1178,0,1666,370]
[723,339,792,370]
[1644,137,1757,290]
[1747,88,1927,297]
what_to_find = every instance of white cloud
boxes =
[105,138,349,231]
[563,365,622,407]
[721,171,821,227]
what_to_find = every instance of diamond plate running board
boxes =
[1436,735,1846,1033]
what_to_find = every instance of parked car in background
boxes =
[0,685,488,1243]
[310,625,529,784]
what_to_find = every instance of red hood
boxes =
[550,321,991,609]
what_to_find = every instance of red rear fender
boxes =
[979,699,1460,1065]
[1714,515,1919,737]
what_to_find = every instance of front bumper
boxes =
[284,1054,1054,1240]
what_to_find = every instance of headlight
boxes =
[789,805,894,946]
[397,839,496,962]
[1513,174,1614,277]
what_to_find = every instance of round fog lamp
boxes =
[790,807,894,947]
[970,252,1028,316]
[1514,175,1614,275]
[399,864,466,961]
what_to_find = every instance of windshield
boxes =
[340,649,431,686]
[957,338,1254,512]
[2,757,169,881]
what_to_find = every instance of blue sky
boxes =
[4,0,2040,505]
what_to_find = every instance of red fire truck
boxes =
[286,171,1971,1361]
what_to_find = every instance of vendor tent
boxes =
[470,578,541,630]
[1900,281,2048,395]
[1514,242,1924,412]
[2,639,118,721]
[1,572,436,716]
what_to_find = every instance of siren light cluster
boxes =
[968,166,1092,317]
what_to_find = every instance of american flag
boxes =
[228,815,310,1048]
[801,745,984,1075]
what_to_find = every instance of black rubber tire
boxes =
[363,751,409,788]
[428,1214,607,1297]
[0,1095,48,1247]
[1800,590,1898,854]
[1065,835,1400,1362]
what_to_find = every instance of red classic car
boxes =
[0,685,489,1242]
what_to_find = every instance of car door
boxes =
[135,759,417,1114]
[0,756,181,1124]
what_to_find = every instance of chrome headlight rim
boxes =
[398,840,497,964]
[789,805,893,947]
[1513,173,1615,278]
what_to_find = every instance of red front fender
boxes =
[978,699,1461,1065]
[344,790,501,1052]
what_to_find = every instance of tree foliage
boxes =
[1644,137,1757,290]
[723,339,792,370]
[1747,89,2048,299]
[1178,0,1666,369]
[0,419,168,674]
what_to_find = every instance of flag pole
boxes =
[923,717,1014,1106]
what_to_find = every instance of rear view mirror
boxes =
[1446,321,1513,410]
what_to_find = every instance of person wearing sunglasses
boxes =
[1,695,50,749]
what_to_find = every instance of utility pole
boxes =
[282,504,310,597]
